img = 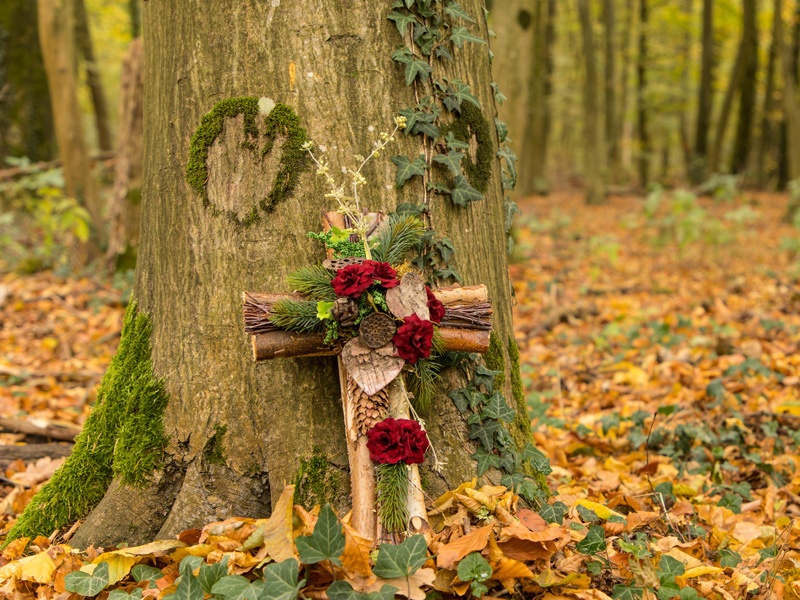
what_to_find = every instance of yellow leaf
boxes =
[114,540,186,556]
[775,401,800,416]
[256,484,295,562]
[170,544,214,562]
[575,500,624,521]
[679,565,724,579]
[18,551,57,583]
[91,552,139,585]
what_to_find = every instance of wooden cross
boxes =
[242,215,493,540]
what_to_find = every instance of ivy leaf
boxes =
[576,525,606,555]
[612,586,644,600]
[404,58,432,86]
[432,150,464,176]
[295,504,346,566]
[391,155,427,187]
[172,571,204,600]
[538,500,568,524]
[391,47,413,65]
[197,556,229,594]
[491,82,507,105]
[495,118,508,143]
[497,145,517,189]
[719,548,742,568]
[471,447,501,476]
[521,444,553,475]
[445,1,476,23]
[432,267,462,284]
[481,392,516,422]
[327,581,398,600]
[210,575,267,600]
[445,80,481,112]
[435,46,453,61]
[262,559,304,600]
[109,590,143,600]
[451,175,484,207]
[373,535,428,578]
[456,552,492,583]
[657,555,685,581]
[434,239,455,263]
[449,26,486,48]
[448,388,471,413]
[469,419,501,451]
[65,562,110,597]
[411,120,439,139]
[444,132,470,152]
[132,564,163,588]
[473,364,500,392]
[387,11,418,35]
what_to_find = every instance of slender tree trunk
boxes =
[637,0,650,187]
[619,0,635,177]
[604,0,618,178]
[693,0,714,182]
[129,0,141,38]
[13,0,532,548]
[72,0,112,152]
[106,38,144,270]
[37,0,102,252]
[0,0,55,162]
[577,0,606,204]
[780,0,800,219]
[730,0,759,175]
[709,42,745,175]
[679,0,694,180]
[757,0,781,187]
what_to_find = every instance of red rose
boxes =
[366,261,399,288]
[398,419,430,464]
[367,418,430,465]
[425,286,445,324]
[393,314,434,364]
[332,263,375,298]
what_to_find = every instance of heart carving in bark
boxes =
[340,338,405,396]
[386,272,430,321]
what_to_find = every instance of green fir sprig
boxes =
[372,214,426,264]
[287,265,336,302]
[269,300,325,333]
[407,357,442,412]
[377,462,410,533]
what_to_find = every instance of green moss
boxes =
[204,425,228,466]
[185,97,309,226]
[5,301,169,543]
[441,102,493,193]
[484,332,506,390]
[292,447,341,509]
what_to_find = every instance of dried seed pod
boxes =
[349,376,389,435]
[331,297,359,326]
[323,257,366,271]
[359,312,397,349]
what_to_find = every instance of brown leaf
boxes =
[367,567,435,600]
[340,520,374,579]
[435,524,492,569]
[386,273,430,321]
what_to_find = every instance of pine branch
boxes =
[269,299,324,333]
[377,462,409,533]
[286,265,336,301]
[407,357,442,412]
[372,214,425,265]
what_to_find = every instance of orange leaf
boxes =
[436,524,493,569]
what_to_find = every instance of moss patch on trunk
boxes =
[292,447,342,509]
[440,102,493,193]
[6,300,169,543]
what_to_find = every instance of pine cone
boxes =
[349,376,389,435]
[331,297,359,326]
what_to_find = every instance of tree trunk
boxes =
[637,0,649,187]
[72,0,112,153]
[708,40,745,175]
[37,0,102,253]
[780,0,800,220]
[730,0,758,175]
[619,0,635,177]
[693,0,714,182]
[106,37,144,270]
[0,0,55,162]
[577,0,606,204]
[604,0,618,178]
[756,0,781,187]
[11,0,533,548]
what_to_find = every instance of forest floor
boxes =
[0,190,799,598]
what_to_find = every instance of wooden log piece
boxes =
[431,284,488,306]
[437,327,491,353]
[251,331,337,361]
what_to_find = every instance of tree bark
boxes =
[577,0,606,204]
[708,40,745,175]
[106,37,144,270]
[637,0,650,187]
[756,0,780,187]
[603,0,618,177]
[0,0,55,162]
[730,0,758,175]
[693,0,714,182]
[58,0,525,547]
[72,0,113,153]
[780,0,800,220]
[37,0,102,252]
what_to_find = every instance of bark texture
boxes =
[693,0,714,182]
[730,0,758,175]
[577,0,605,204]
[70,0,521,546]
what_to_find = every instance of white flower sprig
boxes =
[302,116,407,259]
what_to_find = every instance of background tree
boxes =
[693,0,714,182]
[730,0,758,175]
[9,0,537,547]
[637,0,650,187]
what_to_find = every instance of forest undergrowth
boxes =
[0,190,799,599]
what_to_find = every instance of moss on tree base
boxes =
[6,300,169,543]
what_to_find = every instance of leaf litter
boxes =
[0,192,799,598]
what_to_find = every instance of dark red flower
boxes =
[426,286,445,324]
[366,261,399,288]
[393,314,434,364]
[367,418,430,465]
[332,262,375,298]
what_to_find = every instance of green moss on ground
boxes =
[185,97,309,226]
[6,301,169,543]
[292,447,342,509]
[441,102,493,193]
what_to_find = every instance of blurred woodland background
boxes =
[1,0,800,276]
